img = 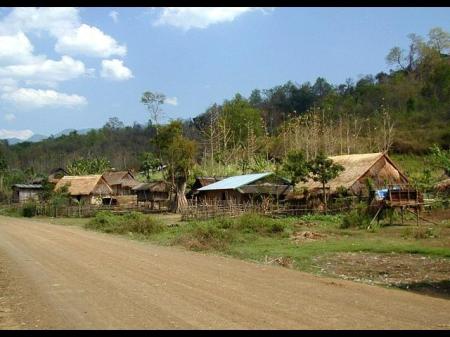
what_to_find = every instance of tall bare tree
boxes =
[141,91,166,133]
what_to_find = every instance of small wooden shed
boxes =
[54,175,113,205]
[11,184,43,203]
[132,181,170,209]
[188,177,223,199]
[102,170,139,196]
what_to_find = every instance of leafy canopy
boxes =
[308,152,345,185]
[66,157,111,175]
[282,150,309,185]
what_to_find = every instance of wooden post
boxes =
[401,207,404,225]
[416,207,419,226]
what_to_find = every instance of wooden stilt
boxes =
[416,207,420,226]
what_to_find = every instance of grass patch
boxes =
[69,209,450,275]
[85,211,164,235]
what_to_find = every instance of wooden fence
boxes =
[181,199,356,221]
[0,202,170,218]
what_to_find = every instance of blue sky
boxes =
[0,7,449,139]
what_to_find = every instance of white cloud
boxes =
[0,7,80,37]
[55,24,126,58]
[0,56,87,85]
[153,7,271,30]
[0,32,36,65]
[165,96,178,106]
[4,113,15,121]
[109,10,119,23]
[1,88,87,108]
[0,8,126,59]
[100,59,133,81]
[0,128,33,140]
[0,78,17,92]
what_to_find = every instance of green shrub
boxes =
[340,203,370,229]
[170,213,289,252]
[0,206,21,217]
[22,201,37,217]
[121,212,164,235]
[232,213,287,235]
[172,222,236,251]
[85,211,164,235]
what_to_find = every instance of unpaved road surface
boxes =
[0,216,449,329]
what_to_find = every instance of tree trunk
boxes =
[322,181,327,214]
[171,177,188,213]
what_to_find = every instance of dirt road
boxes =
[0,215,449,329]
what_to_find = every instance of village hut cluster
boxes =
[10,152,430,215]
[11,169,170,208]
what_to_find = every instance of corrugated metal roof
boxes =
[12,184,43,189]
[198,172,273,191]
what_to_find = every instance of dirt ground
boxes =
[313,252,450,299]
[0,215,450,329]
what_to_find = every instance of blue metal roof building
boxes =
[197,172,273,191]
[193,172,293,204]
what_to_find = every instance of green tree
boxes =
[427,27,450,54]
[282,150,309,185]
[166,134,197,213]
[0,149,7,196]
[222,94,263,147]
[156,120,198,213]
[429,144,450,177]
[308,152,344,211]
[141,91,166,130]
[104,117,125,129]
[66,157,111,175]
[140,152,162,181]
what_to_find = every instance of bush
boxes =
[85,211,164,235]
[172,222,236,251]
[403,226,439,239]
[231,213,287,235]
[22,201,37,217]
[170,213,288,252]
[340,204,370,229]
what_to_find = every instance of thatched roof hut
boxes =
[293,152,408,197]
[188,177,223,198]
[132,181,170,208]
[54,175,113,202]
[435,178,450,193]
[102,170,139,195]
[48,168,67,184]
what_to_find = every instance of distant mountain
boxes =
[52,128,93,138]
[27,134,47,142]
[5,138,22,145]
[5,128,94,145]
[52,128,75,137]
[5,134,47,144]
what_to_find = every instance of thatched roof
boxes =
[296,152,407,194]
[102,171,133,186]
[435,178,450,192]
[54,175,113,196]
[196,177,218,187]
[132,181,169,193]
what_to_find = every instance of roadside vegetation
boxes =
[81,209,450,263]
[77,208,450,298]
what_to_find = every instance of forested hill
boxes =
[1,27,449,175]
